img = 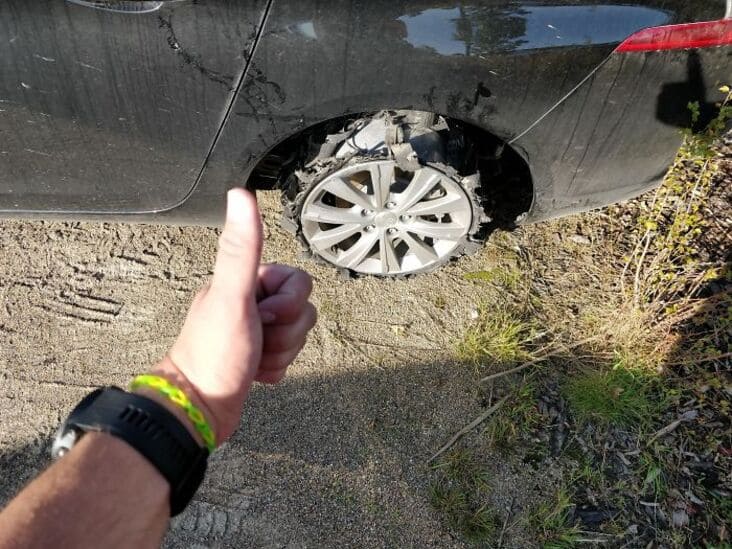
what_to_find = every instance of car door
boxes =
[0,0,267,213]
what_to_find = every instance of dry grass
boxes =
[430,88,732,546]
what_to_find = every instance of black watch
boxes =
[52,386,209,516]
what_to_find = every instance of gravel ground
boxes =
[0,192,554,548]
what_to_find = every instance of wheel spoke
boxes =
[400,231,438,265]
[379,232,400,274]
[396,169,440,211]
[338,231,379,269]
[301,203,365,225]
[406,193,465,217]
[409,220,467,241]
[321,177,373,210]
[309,223,362,250]
[369,162,394,209]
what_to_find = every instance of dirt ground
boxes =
[2,153,729,547]
[0,191,561,548]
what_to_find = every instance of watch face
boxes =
[51,388,105,459]
[51,425,81,459]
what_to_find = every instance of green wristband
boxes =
[130,374,216,453]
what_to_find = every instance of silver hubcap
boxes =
[300,160,473,275]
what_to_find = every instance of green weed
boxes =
[318,297,341,318]
[430,449,500,543]
[464,266,522,291]
[623,87,732,310]
[640,455,667,500]
[563,355,660,427]
[484,383,541,449]
[530,488,581,549]
[457,307,534,367]
[573,460,604,492]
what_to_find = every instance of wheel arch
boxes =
[245,111,534,229]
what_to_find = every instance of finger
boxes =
[255,368,288,385]
[257,269,313,324]
[210,189,263,300]
[257,264,310,297]
[258,342,306,373]
[262,303,317,353]
[258,264,312,302]
[254,344,302,384]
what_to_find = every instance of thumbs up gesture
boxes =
[150,189,316,444]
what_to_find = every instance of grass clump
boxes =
[640,455,667,500]
[457,307,534,367]
[529,488,580,549]
[484,383,541,449]
[464,266,521,291]
[563,355,660,427]
[430,449,500,543]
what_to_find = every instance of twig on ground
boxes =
[479,335,600,384]
[647,411,698,445]
[664,351,732,367]
[632,232,653,306]
[575,536,614,544]
[427,395,510,463]
[647,418,684,446]
[496,497,516,549]
[350,338,440,352]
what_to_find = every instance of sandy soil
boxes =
[0,191,565,548]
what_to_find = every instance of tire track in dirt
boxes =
[37,290,123,325]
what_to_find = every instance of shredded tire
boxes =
[280,112,490,278]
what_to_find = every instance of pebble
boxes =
[569,234,591,245]
[672,509,690,528]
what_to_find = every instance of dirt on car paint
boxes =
[0,191,562,548]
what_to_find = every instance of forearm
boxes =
[0,433,170,549]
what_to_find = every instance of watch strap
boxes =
[54,387,208,516]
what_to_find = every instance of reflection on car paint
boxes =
[398,5,672,55]
[65,1,165,14]
[290,21,318,40]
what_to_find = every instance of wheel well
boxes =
[247,112,533,228]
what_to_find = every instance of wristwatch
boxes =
[52,386,208,516]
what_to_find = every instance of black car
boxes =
[1,0,730,276]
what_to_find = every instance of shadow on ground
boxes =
[1,349,568,549]
[2,267,728,548]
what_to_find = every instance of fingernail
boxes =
[260,311,277,324]
[226,188,247,223]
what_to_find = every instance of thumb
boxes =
[210,188,263,300]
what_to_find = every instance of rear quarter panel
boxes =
[513,46,731,223]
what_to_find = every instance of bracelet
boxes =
[129,375,216,452]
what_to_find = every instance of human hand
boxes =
[148,189,316,444]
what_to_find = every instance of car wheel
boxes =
[281,112,488,277]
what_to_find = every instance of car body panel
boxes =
[0,0,728,226]
[514,46,731,223]
[0,0,268,213]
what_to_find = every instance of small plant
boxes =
[623,86,732,311]
[457,306,534,367]
[530,488,580,548]
[430,449,500,543]
[484,383,541,449]
[464,266,522,291]
[563,355,660,427]
[572,459,605,492]
[640,456,667,500]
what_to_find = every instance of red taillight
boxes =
[616,18,732,52]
